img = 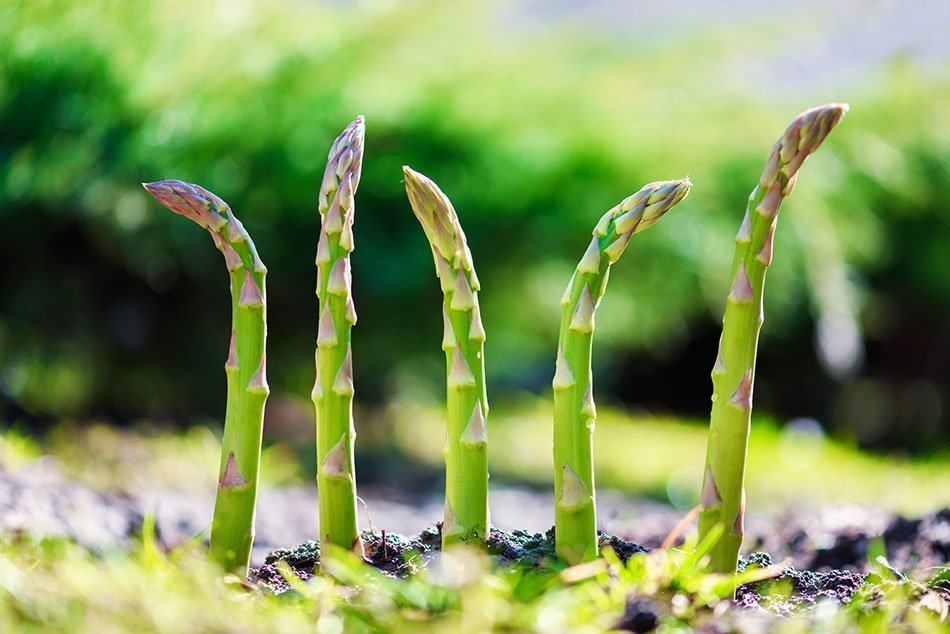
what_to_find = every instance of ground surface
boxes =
[2,458,946,576]
[2,445,949,631]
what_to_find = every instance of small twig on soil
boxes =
[660,505,700,551]
[357,496,376,536]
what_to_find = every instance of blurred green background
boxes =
[1,0,949,458]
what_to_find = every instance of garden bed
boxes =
[250,517,948,624]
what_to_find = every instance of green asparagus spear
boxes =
[698,103,849,575]
[403,166,489,547]
[554,178,692,564]
[314,116,365,560]
[143,179,269,576]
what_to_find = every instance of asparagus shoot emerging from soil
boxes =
[698,103,849,575]
[314,117,365,559]
[143,179,269,576]
[403,166,489,547]
[553,178,692,565]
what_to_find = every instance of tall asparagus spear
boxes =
[143,179,269,576]
[314,116,365,559]
[698,103,849,574]
[554,179,692,565]
[403,167,489,547]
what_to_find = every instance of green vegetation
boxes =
[105,99,944,602]
[390,402,950,515]
[0,525,945,633]
[314,117,365,559]
[2,1,949,457]
[3,417,948,630]
[554,180,691,564]
[1,0,948,630]
[144,181,268,576]
[404,168,490,547]
[698,105,849,575]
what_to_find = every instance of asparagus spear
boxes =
[698,103,849,574]
[554,179,692,564]
[314,116,365,559]
[403,166,489,547]
[143,179,268,576]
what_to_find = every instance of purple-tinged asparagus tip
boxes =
[143,179,224,229]
[322,116,366,202]
[775,103,850,179]
[633,177,693,234]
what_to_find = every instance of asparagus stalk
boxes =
[314,116,365,559]
[143,179,268,576]
[698,103,849,574]
[554,179,692,565]
[403,166,489,547]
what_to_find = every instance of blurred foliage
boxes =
[0,0,948,451]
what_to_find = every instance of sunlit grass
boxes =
[0,429,41,470]
[0,423,301,492]
[390,398,950,514]
[4,403,947,516]
[1,523,945,633]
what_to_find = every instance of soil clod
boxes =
[617,597,661,632]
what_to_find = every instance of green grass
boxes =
[390,399,950,514]
[0,423,301,493]
[4,404,948,514]
[1,523,946,633]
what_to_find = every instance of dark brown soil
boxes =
[735,552,867,612]
[251,510,949,616]
[251,526,648,593]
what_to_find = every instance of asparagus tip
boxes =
[774,103,850,181]
[143,178,231,233]
[143,179,199,219]
[623,178,693,235]
[320,116,366,214]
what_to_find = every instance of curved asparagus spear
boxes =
[314,116,365,559]
[698,103,849,574]
[554,179,691,564]
[403,166,489,547]
[143,179,268,576]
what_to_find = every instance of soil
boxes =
[251,526,648,594]
[735,552,867,613]
[2,459,947,616]
[250,518,948,617]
